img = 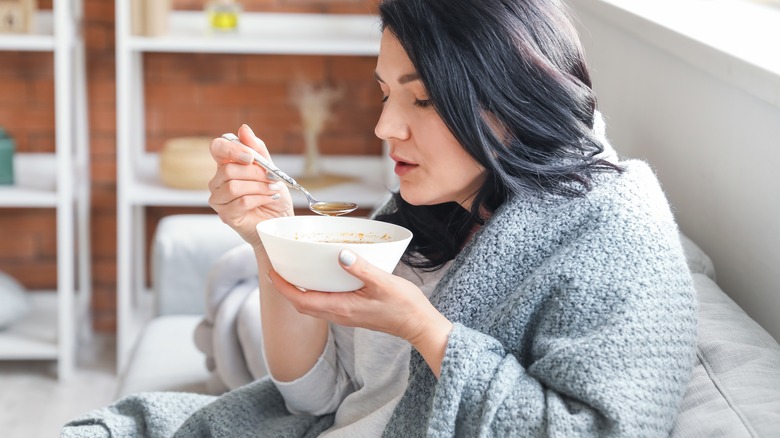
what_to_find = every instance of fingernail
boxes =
[271,193,281,200]
[238,152,253,164]
[243,124,255,137]
[265,270,274,284]
[339,250,356,267]
[268,182,283,191]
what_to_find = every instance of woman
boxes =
[64,0,696,436]
[205,0,697,436]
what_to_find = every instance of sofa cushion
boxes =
[678,233,716,280]
[0,271,30,329]
[115,315,211,398]
[152,214,245,315]
[672,274,780,437]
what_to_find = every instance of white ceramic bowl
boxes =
[257,216,413,292]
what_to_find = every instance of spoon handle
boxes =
[221,133,315,200]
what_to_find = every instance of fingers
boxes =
[209,160,277,191]
[338,250,387,289]
[268,269,329,318]
[209,124,271,165]
[237,124,272,161]
[209,179,283,206]
[209,136,254,165]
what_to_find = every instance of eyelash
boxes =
[380,95,432,108]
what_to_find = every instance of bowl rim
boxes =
[256,215,413,245]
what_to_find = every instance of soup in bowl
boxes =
[257,216,413,292]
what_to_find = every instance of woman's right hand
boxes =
[208,124,294,248]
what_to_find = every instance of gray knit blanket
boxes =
[62,160,697,437]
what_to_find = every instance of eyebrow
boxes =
[373,71,420,85]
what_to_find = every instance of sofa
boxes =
[115,214,780,436]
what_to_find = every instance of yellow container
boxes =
[206,0,241,32]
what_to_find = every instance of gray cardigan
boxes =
[62,160,696,437]
[383,160,697,436]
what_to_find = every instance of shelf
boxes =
[126,11,381,55]
[128,152,394,208]
[0,11,55,51]
[115,5,387,371]
[0,0,90,380]
[0,292,59,360]
[0,153,59,207]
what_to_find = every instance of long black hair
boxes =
[375,0,621,270]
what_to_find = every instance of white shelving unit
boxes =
[115,3,390,371]
[0,0,91,379]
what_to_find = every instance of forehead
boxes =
[376,30,416,79]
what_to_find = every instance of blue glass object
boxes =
[0,128,15,185]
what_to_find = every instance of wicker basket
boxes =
[159,137,216,190]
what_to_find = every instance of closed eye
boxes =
[414,99,432,108]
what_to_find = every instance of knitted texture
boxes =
[61,392,215,437]
[383,160,697,437]
[62,378,334,437]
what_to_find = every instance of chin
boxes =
[398,187,424,206]
[398,187,444,207]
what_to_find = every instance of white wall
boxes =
[569,2,780,340]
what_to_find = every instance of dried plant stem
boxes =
[290,79,343,179]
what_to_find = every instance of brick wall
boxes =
[0,0,382,331]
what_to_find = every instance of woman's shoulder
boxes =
[589,159,677,223]
[487,159,679,249]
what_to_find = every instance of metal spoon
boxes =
[222,133,358,216]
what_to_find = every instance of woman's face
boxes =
[374,30,486,209]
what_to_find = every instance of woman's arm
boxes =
[255,245,330,381]
[208,124,330,382]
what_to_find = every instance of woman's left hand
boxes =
[268,250,454,377]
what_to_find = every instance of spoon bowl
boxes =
[222,133,358,216]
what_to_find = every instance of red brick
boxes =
[91,156,117,185]
[25,130,57,153]
[0,235,36,259]
[90,214,117,257]
[85,22,115,52]
[2,260,57,290]
[91,286,116,313]
[91,187,117,212]
[88,79,116,106]
[89,136,117,156]
[0,78,30,105]
[241,56,327,83]
[84,0,115,26]
[89,103,116,132]
[145,82,202,107]
[38,233,58,259]
[326,56,377,81]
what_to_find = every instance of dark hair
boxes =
[376,0,621,270]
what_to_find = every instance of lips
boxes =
[390,154,418,176]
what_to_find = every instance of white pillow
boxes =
[0,271,31,329]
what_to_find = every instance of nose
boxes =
[374,100,410,142]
